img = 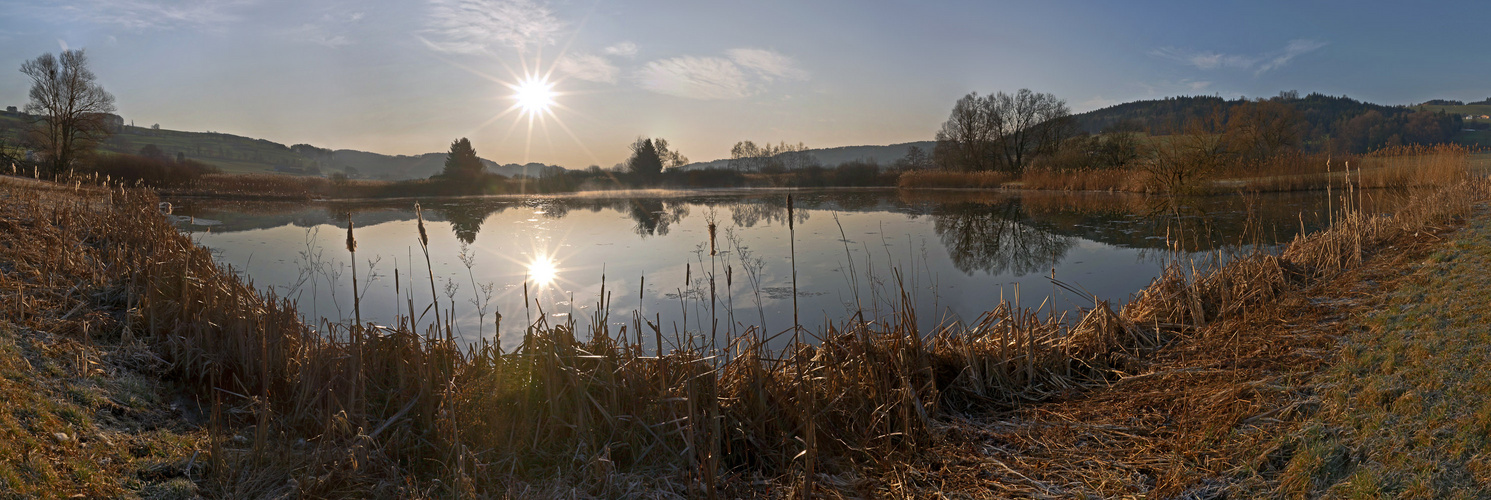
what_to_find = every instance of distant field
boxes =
[1414,103,1491,122]
[1454,130,1491,148]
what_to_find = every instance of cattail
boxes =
[786,195,794,231]
[707,221,718,256]
[414,202,429,247]
[345,217,357,253]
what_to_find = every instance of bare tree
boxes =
[933,89,1075,174]
[20,49,116,177]
[933,92,1001,171]
[1093,122,1147,169]
[730,140,766,172]
[1145,108,1230,193]
[995,89,1075,174]
[896,145,931,170]
[1224,98,1302,171]
[728,140,811,173]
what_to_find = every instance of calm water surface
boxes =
[168,188,1401,352]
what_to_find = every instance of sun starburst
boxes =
[510,76,557,118]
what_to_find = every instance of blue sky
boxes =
[1,0,1487,168]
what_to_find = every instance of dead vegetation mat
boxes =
[1,174,1486,498]
[878,182,1490,498]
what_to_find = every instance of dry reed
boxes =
[2,153,1485,495]
[897,169,1013,189]
[1017,168,1151,192]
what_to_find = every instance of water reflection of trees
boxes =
[625,199,688,237]
[434,204,506,244]
[932,201,1075,276]
[727,198,809,228]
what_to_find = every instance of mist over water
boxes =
[169,188,1403,353]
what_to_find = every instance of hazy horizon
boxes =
[2,0,1488,168]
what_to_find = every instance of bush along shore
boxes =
[0,166,1487,497]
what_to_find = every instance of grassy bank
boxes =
[1274,207,1491,497]
[1,171,1486,496]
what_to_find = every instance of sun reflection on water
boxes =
[527,254,558,288]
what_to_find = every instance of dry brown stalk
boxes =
[2,153,1481,496]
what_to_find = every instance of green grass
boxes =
[0,324,203,498]
[1277,209,1491,497]
[1414,103,1491,121]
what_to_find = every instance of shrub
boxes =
[86,154,220,187]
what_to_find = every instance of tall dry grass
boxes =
[897,169,1012,189]
[1018,168,1150,192]
[1222,144,1470,192]
[3,165,1486,495]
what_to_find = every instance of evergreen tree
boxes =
[440,138,484,180]
[626,137,686,177]
[627,138,663,177]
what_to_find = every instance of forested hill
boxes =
[1072,93,1468,153]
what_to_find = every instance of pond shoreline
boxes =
[2,175,1485,496]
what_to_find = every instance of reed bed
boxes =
[179,173,328,200]
[2,162,1486,496]
[1017,167,1151,193]
[896,169,1012,189]
[1222,144,1470,193]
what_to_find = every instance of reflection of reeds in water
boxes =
[6,173,1487,496]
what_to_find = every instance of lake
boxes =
[167,188,1404,353]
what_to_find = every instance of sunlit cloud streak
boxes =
[727,48,807,81]
[284,12,363,48]
[27,0,253,31]
[1151,39,1326,75]
[421,0,564,53]
[555,52,619,83]
[634,56,754,100]
[634,49,805,100]
[602,41,637,58]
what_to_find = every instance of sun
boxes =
[510,76,557,118]
[527,254,558,288]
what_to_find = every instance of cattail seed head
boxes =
[786,195,794,231]
[707,221,717,256]
[345,215,357,253]
[414,202,429,247]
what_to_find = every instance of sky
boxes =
[1,0,1488,168]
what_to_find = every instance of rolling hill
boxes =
[678,141,936,170]
[0,111,564,180]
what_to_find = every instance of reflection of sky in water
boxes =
[171,188,1404,353]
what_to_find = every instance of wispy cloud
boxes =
[284,11,364,48]
[1257,39,1327,73]
[422,0,563,54]
[635,56,753,100]
[286,23,351,48]
[556,52,619,83]
[603,41,637,58]
[634,48,807,100]
[39,0,252,31]
[727,48,807,81]
[1151,39,1326,75]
